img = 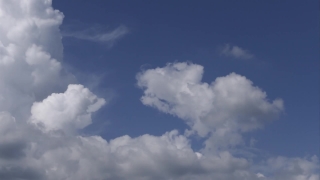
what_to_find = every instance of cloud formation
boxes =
[29,84,106,133]
[221,44,254,59]
[0,0,318,180]
[63,24,129,47]
[137,62,283,149]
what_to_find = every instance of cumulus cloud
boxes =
[221,44,254,59]
[29,84,106,133]
[0,0,318,180]
[62,24,129,47]
[0,0,74,119]
[137,62,283,149]
[265,156,319,179]
[136,62,319,179]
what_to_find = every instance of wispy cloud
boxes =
[220,44,254,59]
[63,25,129,47]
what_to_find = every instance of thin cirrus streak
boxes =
[62,24,129,46]
[0,0,318,180]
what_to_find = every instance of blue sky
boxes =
[0,0,318,179]
[54,0,318,157]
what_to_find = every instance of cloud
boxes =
[262,156,319,180]
[0,0,75,120]
[137,62,283,141]
[0,0,318,180]
[221,44,254,59]
[29,84,106,133]
[62,24,129,47]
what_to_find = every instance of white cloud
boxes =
[29,84,106,133]
[263,156,319,180]
[136,62,318,179]
[0,0,318,180]
[27,130,253,180]
[137,62,283,142]
[221,44,254,59]
[0,0,74,119]
[62,24,129,47]
[256,173,266,178]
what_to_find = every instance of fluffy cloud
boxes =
[0,128,248,180]
[265,156,319,180]
[137,62,283,149]
[221,44,254,59]
[29,84,106,133]
[0,0,318,180]
[0,0,74,120]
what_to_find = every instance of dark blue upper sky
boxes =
[53,0,318,158]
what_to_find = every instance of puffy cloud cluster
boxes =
[264,156,319,180]
[137,62,283,148]
[29,84,106,133]
[0,0,74,119]
[0,0,318,180]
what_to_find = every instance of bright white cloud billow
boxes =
[137,62,283,148]
[0,0,318,180]
[0,0,74,119]
[30,84,106,133]
[221,44,254,59]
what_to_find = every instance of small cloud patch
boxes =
[220,44,254,59]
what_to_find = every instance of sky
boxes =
[0,0,318,180]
